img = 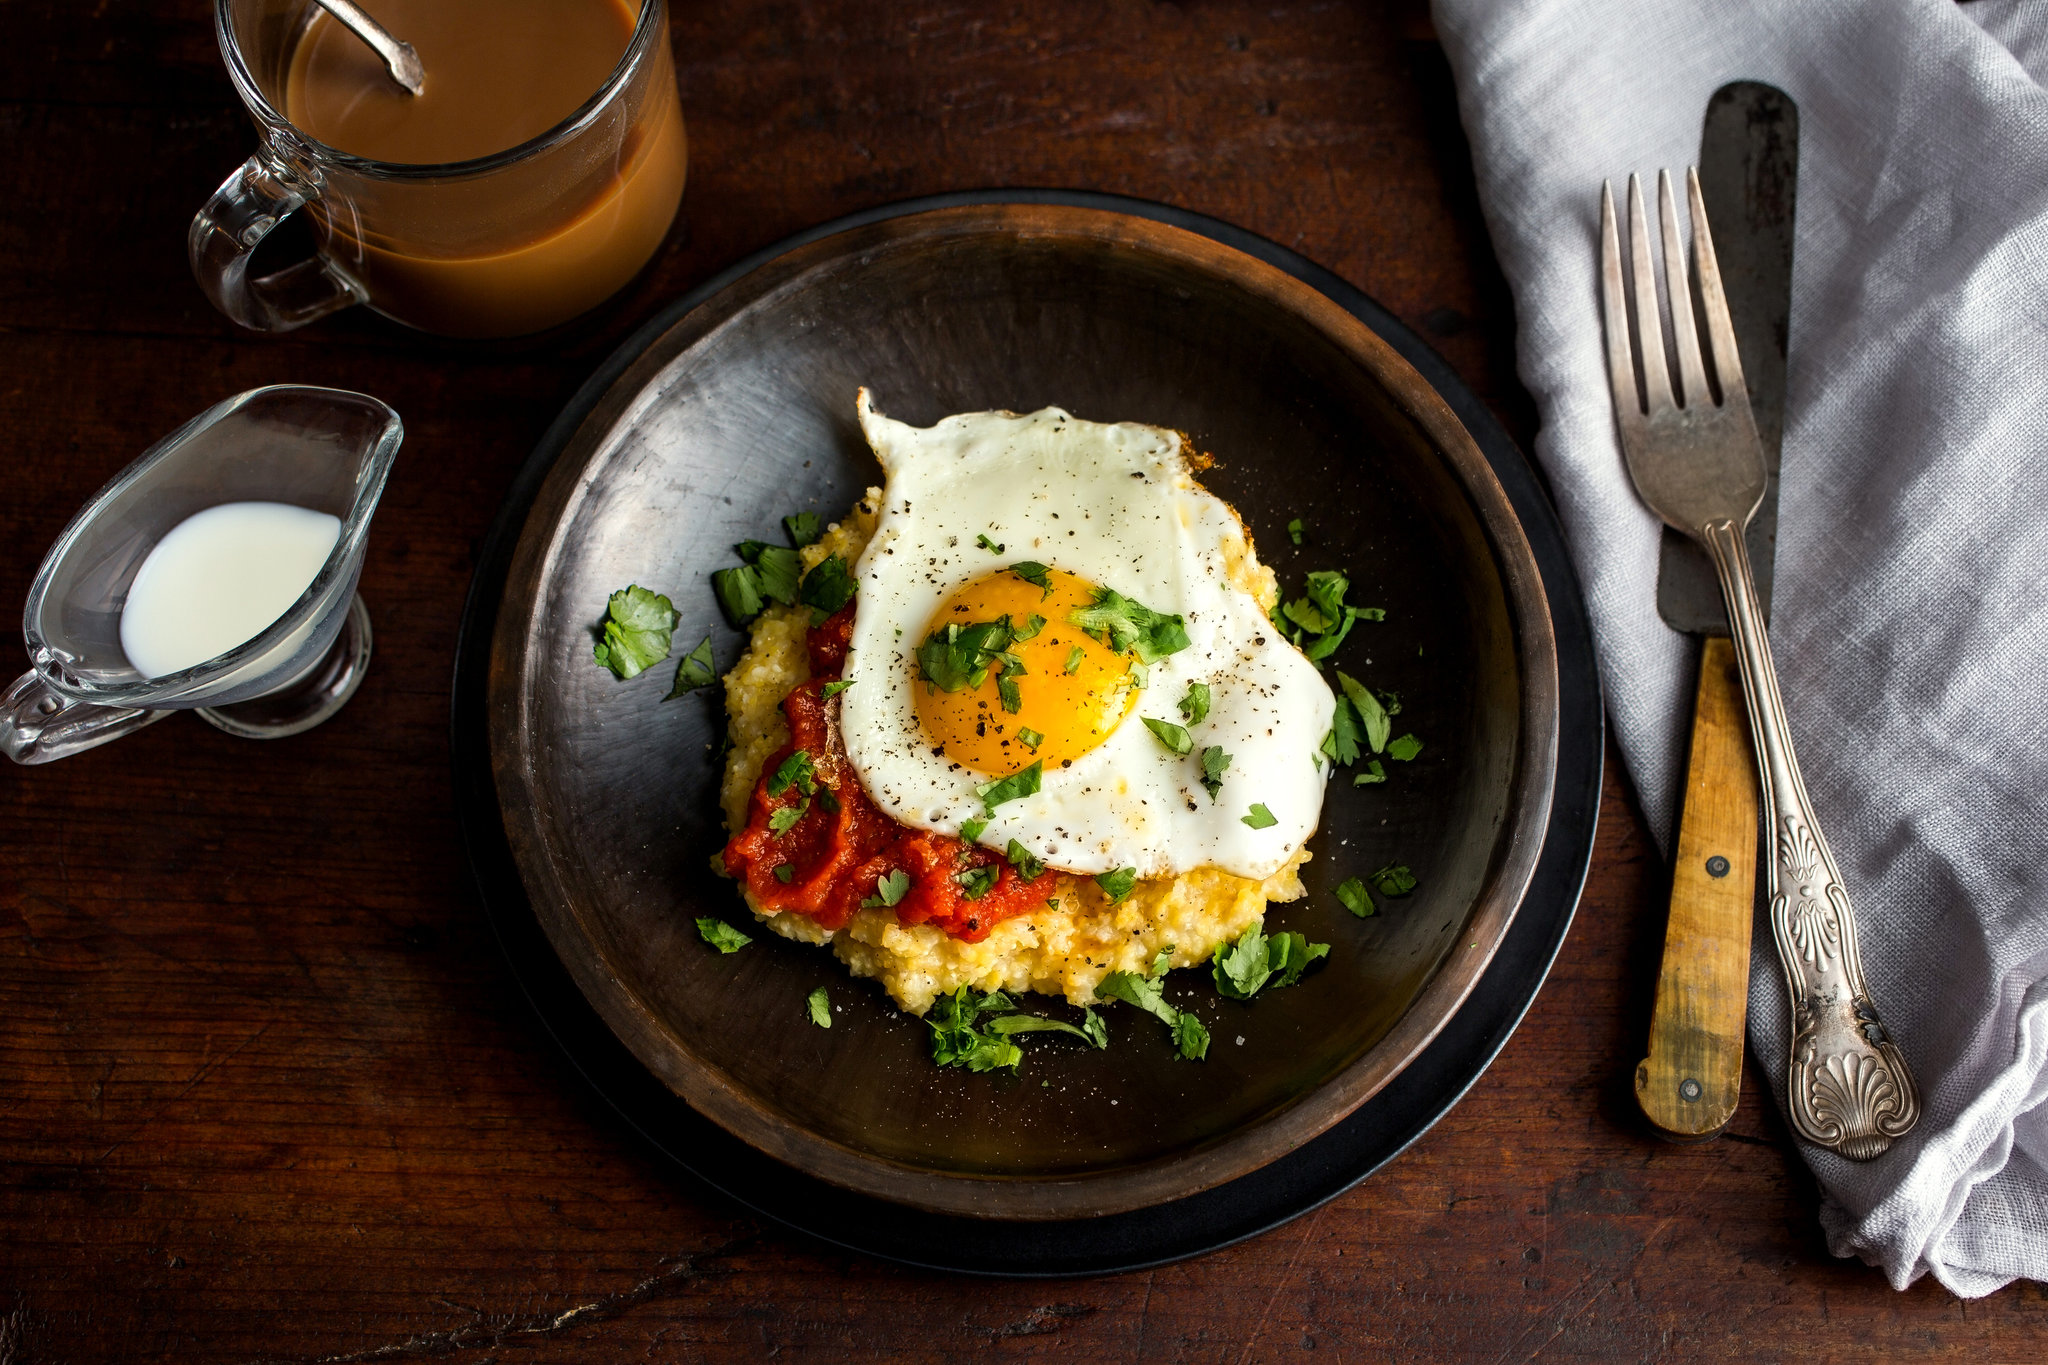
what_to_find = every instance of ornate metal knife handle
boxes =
[1702,519,1920,1159]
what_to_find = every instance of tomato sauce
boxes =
[720,604,1055,941]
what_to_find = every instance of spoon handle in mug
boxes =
[2,671,172,765]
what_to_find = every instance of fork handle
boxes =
[1701,518,1921,1160]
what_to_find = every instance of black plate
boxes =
[452,190,1601,1274]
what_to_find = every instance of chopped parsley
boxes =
[1177,682,1211,726]
[767,749,816,797]
[1067,587,1191,663]
[1199,745,1231,800]
[695,917,751,953]
[956,863,1000,900]
[1009,561,1053,595]
[784,511,822,548]
[819,679,854,699]
[1335,876,1374,917]
[1288,517,1305,545]
[1371,863,1418,897]
[861,869,910,908]
[665,634,717,699]
[1242,803,1279,829]
[593,584,675,679]
[1095,866,1138,903]
[1064,646,1084,674]
[1387,733,1423,762]
[1142,716,1193,755]
[977,533,1005,553]
[798,554,857,621]
[975,761,1042,815]
[806,986,832,1028]
[1005,839,1045,880]
[1017,726,1044,750]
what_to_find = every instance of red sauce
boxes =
[720,604,1054,941]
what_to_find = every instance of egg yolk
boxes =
[912,566,1141,775]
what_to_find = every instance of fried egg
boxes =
[836,391,1336,881]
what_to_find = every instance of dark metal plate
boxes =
[452,191,1602,1269]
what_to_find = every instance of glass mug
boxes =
[2,386,401,765]
[190,0,687,338]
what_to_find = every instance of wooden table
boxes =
[5,2,2043,1358]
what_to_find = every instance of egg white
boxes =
[837,390,1336,881]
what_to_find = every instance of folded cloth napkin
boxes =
[1431,0,2048,1296]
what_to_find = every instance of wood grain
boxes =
[1638,635,1760,1140]
[2,1,2044,1359]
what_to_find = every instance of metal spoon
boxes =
[314,0,424,96]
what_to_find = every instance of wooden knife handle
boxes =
[1637,634,1760,1140]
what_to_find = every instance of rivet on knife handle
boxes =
[1637,635,1757,1140]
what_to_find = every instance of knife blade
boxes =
[1636,81,1798,1142]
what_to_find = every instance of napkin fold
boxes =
[1431,0,2048,1296]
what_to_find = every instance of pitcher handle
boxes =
[2,672,173,765]
[188,151,366,333]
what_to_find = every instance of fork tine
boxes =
[1626,173,1674,413]
[1598,181,1643,422]
[1657,170,1709,408]
[1686,166,1749,406]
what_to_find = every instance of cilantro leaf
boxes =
[665,634,717,699]
[1064,646,1084,674]
[695,917,751,953]
[820,679,853,699]
[960,817,988,842]
[917,618,1015,693]
[975,761,1043,815]
[927,986,1025,1072]
[712,565,765,628]
[987,1013,1106,1048]
[799,555,857,618]
[955,864,999,900]
[1081,1007,1109,1048]
[1266,931,1329,987]
[1009,562,1053,595]
[1178,682,1211,726]
[977,533,1005,553]
[1283,595,1336,634]
[783,511,821,548]
[767,749,816,797]
[769,798,809,835]
[1005,839,1045,881]
[1095,970,1172,1022]
[1242,803,1279,829]
[1325,695,1363,766]
[1199,745,1231,800]
[1173,1012,1211,1060]
[861,869,910,908]
[1212,924,1274,1000]
[1095,867,1138,903]
[741,542,802,605]
[1337,671,1390,754]
[1354,759,1387,786]
[1150,946,1175,978]
[997,670,1022,714]
[1306,570,1349,623]
[1335,876,1374,917]
[1387,733,1423,762]
[806,986,832,1028]
[593,585,675,679]
[1018,727,1044,751]
[1288,518,1305,545]
[1143,716,1193,756]
[1067,587,1191,663]
[1371,863,1417,897]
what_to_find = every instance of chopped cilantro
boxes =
[739,542,802,605]
[1173,1012,1211,1060]
[1150,946,1175,978]
[1005,839,1045,881]
[956,863,1000,900]
[1212,924,1274,999]
[1095,867,1138,903]
[1354,759,1387,786]
[820,679,853,699]
[1126,662,1148,691]
[1064,646,1085,674]
[1067,587,1191,663]
[1324,694,1364,767]
[988,1012,1107,1049]
[1178,682,1211,726]
[1268,932,1330,987]
[592,585,675,679]
[665,634,717,699]
[1288,517,1305,545]
[1143,716,1193,756]
[1283,595,1336,634]
[768,799,809,835]
[975,761,1043,815]
[1096,970,1170,1021]
[861,869,910,908]
[1335,876,1374,917]
[1242,803,1279,829]
[1371,863,1418,897]
[816,786,840,815]
[1387,733,1423,762]
[917,617,1014,693]
[1014,613,1046,642]
[798,555,857,619]
[783,511,821,548]
[997,670,1022,714]
[806,986,832,1028]
[695,917,751,953]
[926,987,1023,1072]
[1017,727,1044,751]
[1337,670,1391,754]
[960,817,988,842]
[767,749,816,798]
[712,565,765,628]
[774,863,795,884]
[977,533,1005,553]
[1009,561,1053,595]
[1199,745,1230,799]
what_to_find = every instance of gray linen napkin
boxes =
[1431,0,2048,1295]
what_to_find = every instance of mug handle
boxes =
[188,151,367,332]
[2,672,173,766]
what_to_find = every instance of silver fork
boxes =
[1600,169,1919,1160]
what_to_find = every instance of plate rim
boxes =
[452,189,1603,1269]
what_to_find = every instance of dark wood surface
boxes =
[2,1,2041,1359]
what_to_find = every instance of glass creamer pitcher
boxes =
[3,385,402,765]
